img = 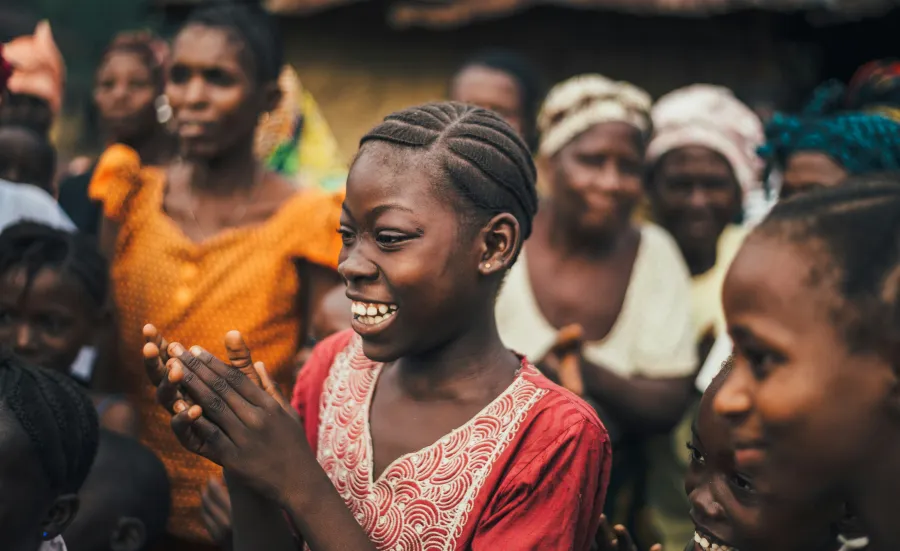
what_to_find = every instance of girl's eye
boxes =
[686,442,706,466]
[337,228,355,246]
[730,472,756,494]
[742,347,779,379]
[376,232,410,247]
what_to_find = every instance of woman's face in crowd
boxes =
[166,25,270,160]
[0,268,96,374]
[651,146,742,258]
[450,65,524,137]
[547,121,644,238]
[714,234,895,522]
[686,368,841,551]
[779,152,848,201]
[94,51,159,143]
[338,144,502,363]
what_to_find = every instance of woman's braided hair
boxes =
[0,222,109,308]
[759,174,900,353]
[359,102,538,251]
[0,349,99,495]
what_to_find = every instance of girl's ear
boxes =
[477,213,520,277]
[41,494,79,540]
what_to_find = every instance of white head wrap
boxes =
[538,74,652,158]
[646,84,764,196]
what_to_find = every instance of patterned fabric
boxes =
[88,145,343,542]
[3,21,65,115]
[759,80,900,176]
[293,330,612,551]
[256,66,347,192]
[538,74,652,157]
[846,58,900,112]
[647,85,764,197]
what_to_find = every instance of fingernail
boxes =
[174,401,186,413]
[170,343,185,356]
[189,405,202,419]
[168,361,183,381]
[190,346,203,357]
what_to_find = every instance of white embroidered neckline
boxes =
[315,336,546,551]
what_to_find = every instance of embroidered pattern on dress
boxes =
[315,336,546,551]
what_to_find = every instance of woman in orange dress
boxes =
[89,3,343,548]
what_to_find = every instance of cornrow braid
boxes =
[359,102,538,243]
[185,0,283,85]
[759,175,900,352]
[0,348,99,495]
[0,222,109,308]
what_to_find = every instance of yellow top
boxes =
[89,144,343,542]
[690,224,748,342]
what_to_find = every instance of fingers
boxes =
[224,330,260,386]
[183,343,269,408]
[254,361,291,412]
[202,477,233,543]
[171,404,233,465]
[143,341,167,387]
[144,324,170,364]
[596,514,617,551]
[613,524,636,551]
[167,346,245,434]
[649,545,663,551]
[156,354,188,413]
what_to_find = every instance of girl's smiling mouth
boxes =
[350,300,399,335]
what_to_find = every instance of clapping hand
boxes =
[146,328,312,503]
[595,515,662,551]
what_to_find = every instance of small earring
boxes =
[155,94,173,125]
[42,532,49,539]
[484,263,492,269]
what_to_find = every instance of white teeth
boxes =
[350,301,399,326]
[693,532,734,551]
[378,304,388,314]
[366,306,377,316]
[374,315,384,323]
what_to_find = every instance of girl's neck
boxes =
[848,437,900,551]
[393,304,520,402]
[537,204,633,260]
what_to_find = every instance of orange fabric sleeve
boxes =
[285,189,344,270]
[88,144,144,223]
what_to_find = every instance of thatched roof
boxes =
[157,0,898,27]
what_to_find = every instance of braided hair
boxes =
[454,50,545,151]
[185,0,283,85]
[760,81,900,177]
[0,222,109,309]
[758,174,900,353]
[359,102,538,249]
[0,349,99,495]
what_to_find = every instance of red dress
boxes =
[292,330,612,551]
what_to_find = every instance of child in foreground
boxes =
[146,102,611,550]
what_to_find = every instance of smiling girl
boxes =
[714,177,900,551]
[146,102,611,550]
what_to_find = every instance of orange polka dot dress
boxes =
[89,145,343,542]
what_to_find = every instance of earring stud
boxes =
[484,263,492,269]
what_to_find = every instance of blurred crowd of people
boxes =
[1,1,900,551]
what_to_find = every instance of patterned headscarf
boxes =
[759,80,900,176]
[3,21,65,115]
[846,58,900,119]
[647,84,764,196]
[538,74,652,158]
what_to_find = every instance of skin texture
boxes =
[143,140,527,550]
[0,408,78,551]
[779,152,849,201]
[649,146,742,277]
[529,122,692,434]
[714,234,894,550]
[450,65,524,138]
